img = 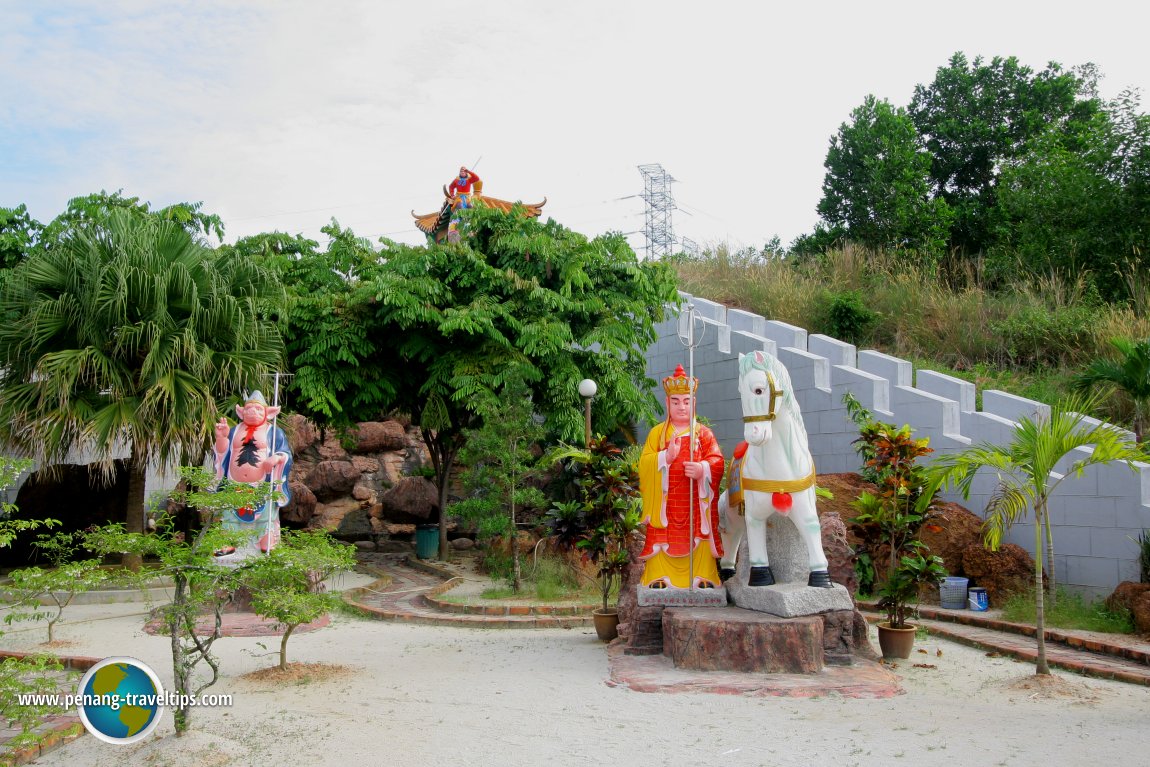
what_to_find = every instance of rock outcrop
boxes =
[281,414,433,534]
[1105,581,1150,635]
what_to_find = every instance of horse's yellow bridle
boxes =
[742,372,784,423]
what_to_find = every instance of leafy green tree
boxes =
[925,398,1145,674]
[38,190,225,245]
[818,95,953,259]
[0,210,283,566]
[448,373,547,591]
[245,529,356,670]
[230,223,398,427]
[371,209,675,558]
[992,89,1150,297]
[1075,337,1150,442]
[3,531,113,642]
[0,204,42,271]
[84,467,263,735]
[991,123,1122,283]
[908,52,1100,255]
[261,206,678,559]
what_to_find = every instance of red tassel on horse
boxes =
[771,492,792,513]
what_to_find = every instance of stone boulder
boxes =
[818,511,858,596]
[281,481,317,524]
[487,531,540,560]
[351,456,381,474]
[311,498,365,532]
[316,430,352,462]
[1104,581,1150,635]
[961,542,1036,607]
[306,460,361,502]
[351,421,407,454]
[379,476,439,523]
[285,413,320,455]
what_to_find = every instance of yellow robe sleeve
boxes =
[639,422,668,529]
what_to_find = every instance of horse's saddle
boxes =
[726,441,750,511]
[725,441,816,516]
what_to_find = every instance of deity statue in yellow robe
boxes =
[638,364,724,588]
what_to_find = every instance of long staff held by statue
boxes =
[677,303,705,589]
[264,371,287,554]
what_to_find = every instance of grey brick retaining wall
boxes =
[640,292,1150,599]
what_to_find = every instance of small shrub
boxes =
[990,305,1100,368]
[531,555,583,601]
[0,655,70,754]
[821,289,878,343]
[1133,530,1150,584]
[481,549,514,582]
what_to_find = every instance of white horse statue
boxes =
[719,350,833,588]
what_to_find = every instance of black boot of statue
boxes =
[719,567,736,583]
[748,565,775,587]
[808,569,834,589]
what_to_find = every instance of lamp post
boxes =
[578,378,597,448]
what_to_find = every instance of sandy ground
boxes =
[4,571,1150,767]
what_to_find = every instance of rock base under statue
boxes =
[665,607,821,673]
[663,606,859,672]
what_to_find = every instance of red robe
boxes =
[638,420,724,587]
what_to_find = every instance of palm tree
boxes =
[924,397,1145,675]
[0,210,283,566]
[1075,337,1150,443]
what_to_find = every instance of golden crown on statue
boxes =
[662,364,698,396]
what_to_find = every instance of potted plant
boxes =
[846,394,946,658]
[548,437,641,641]
[874,544,947,657]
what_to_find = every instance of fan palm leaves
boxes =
[0,211,283,554]
[1075,337,1150,443]
[924,395,1145,674]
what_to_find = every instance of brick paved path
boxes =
[860,603,1150,686]
[343,554,592,629]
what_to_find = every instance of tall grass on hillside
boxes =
[672,244,1150,425]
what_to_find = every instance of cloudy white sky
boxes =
[2,1,1148,255]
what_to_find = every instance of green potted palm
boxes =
[548,437,641,641]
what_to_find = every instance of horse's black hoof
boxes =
[748,566,775,587]
[808,570,833,589]
[719,567,736,583]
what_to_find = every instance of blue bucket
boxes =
[968,587,988,611]
[940,576,969,609]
